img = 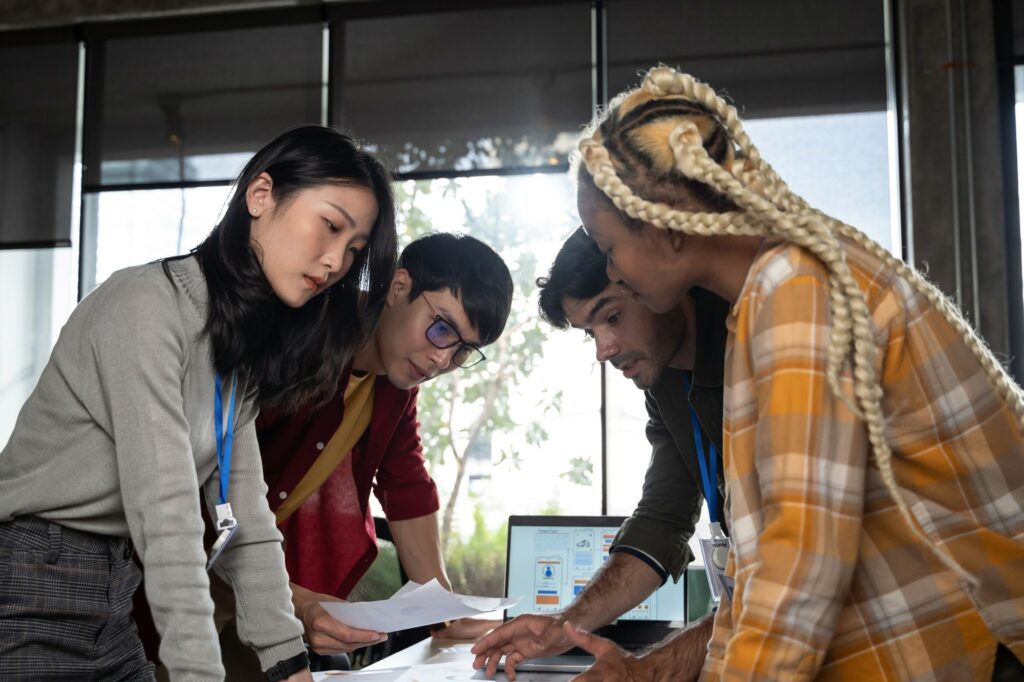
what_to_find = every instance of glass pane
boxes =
[82,186,230,293]
[604,0,893,248]
[1015,65,1024,306]
[745,113,893,249]
[0,248,78,446]
[393,173,601,596]
[606,0,887,117]
[1014,0,1024,55]
[336,4,591,174]
[604,0,895,566]
[0,41,78,246]
[87,24,322,187]
[605,369,652,517]
[605,112,896,558]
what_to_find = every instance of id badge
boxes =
[206,503,240,572]
[698,523,734,602]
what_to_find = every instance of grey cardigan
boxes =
[0,256,305,679]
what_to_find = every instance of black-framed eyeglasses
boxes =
[422,293,486,369]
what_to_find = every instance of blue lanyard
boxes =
[682,373,719,524]
[214,371,238,506]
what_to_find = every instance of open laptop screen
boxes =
[504,515,686,623]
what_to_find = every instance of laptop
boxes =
[503,515,687,673]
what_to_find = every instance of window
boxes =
[603,0,895,566]
[84,22,322,187]
[382,174,602,595]
[333,4,591,174]
[0,37,78,247]
[1015,65,1024,306]
[0,248,78,445]
[79,19,325,289]
[337,3,597,596]
[80,187,230,294]
[3,0,898,601]
[0,35,81,446]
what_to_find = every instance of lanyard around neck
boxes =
[682,373,719,524]
[214,371,238,506]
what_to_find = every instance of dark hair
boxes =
[188,125,397,410]
[399,233,513,346]
[536,227,609,329]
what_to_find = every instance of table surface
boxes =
[321,636,574,681]
[364,636,460,669]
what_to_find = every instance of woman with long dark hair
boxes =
[0,125,397,681]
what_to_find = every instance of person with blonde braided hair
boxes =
[561,66,1024,681]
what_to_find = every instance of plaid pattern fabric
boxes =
[702,239,1024,681]
[0,517,155,681]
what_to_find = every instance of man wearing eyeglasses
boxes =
[203,232,514,676]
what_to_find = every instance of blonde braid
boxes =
[701,145,970,583]
[578,67,1024,586]
[579,140,762,239]
[828,213,1024,422]
[669,123,866,400]
[788,188,1024,426]
[638,67,860,389]
[646,67,854,369]
[643,67,797,209]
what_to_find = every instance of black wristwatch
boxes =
[265,651,309,682]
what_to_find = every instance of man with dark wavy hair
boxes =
[473,227,728,681]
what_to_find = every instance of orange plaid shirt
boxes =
[702,239,1024,681]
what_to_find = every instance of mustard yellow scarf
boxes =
[274,372,375,525]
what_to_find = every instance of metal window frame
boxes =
[993,0,1024,384]
[2,0,908,516]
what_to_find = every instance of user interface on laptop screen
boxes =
[505,516,686,621]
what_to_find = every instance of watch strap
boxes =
[265,650,309,682]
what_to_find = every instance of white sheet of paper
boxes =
[390,580,420,599]
[312,669,407,681]
[320,579,521,633]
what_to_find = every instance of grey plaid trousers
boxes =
[0,516,155,681]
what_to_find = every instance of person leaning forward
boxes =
[2,125,398,682]
[473,227,731,681]
[571,65,1024,681]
